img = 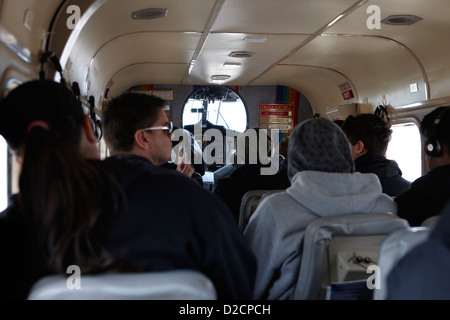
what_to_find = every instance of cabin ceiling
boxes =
[2,0,450,115]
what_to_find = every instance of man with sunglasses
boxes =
[101,92,256,299]
[102,93,193,176]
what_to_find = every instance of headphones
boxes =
[40,51,66,86]
[72,82,103,143]
[424,107,450,157]
[374,105,390,121]
[88,95,103,142]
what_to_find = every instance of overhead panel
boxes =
[189,33,308,85]
[283,35,426,108]
[252,65,354,113]
[107,64,189,98]
[65,0,215,96]
[213,0,358,34]
[87,32,201,97]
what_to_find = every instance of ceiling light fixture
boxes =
[131,8,168,20]
[229,51,254,58]
[211,75,231,81]
[381,15,423,26]
[223,62,241,68]
[244,37,267,43]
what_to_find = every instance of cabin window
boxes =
[386,122,422,183]
[0,136,8,212]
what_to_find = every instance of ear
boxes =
[355,140,366,155]
[82,115,97,143]
[134,129,151,150]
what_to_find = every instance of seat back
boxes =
[373,226,430,300]
[421,215,439,227]
[27,270,217,300]
[293,212,410,300]
[238,189,283,231]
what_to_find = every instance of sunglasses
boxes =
[143,121,174,136]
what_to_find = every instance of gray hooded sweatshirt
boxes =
[243,118,397,300]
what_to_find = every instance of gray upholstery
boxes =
[373,226,430,300]
[421,215,439,227]
[238,189,283,231]
[293,212,410,300]
[27,270,217,300]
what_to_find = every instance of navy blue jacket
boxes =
[355,153,411,197]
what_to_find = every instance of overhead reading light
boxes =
[229,51,254,58]
[244,37,267,43]
[381,15,422,26]
[132,8,168,20]
[223,62,241,68]
[211,75,231,81]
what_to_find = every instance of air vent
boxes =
[229,51,254,58]
[132,8,168,20]
[211,75,231,81]
[381,15,422,26]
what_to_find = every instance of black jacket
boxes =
[0,155,256,300]
[355,153,411,197]
[214,162,291,222]
[0,195,50,300]
[395,164,450,226]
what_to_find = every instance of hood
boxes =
[286,171,384,217]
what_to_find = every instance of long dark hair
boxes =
[0,80,123,274]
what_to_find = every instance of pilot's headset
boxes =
[374,104,390,122]
[71,82,103,142]
[423,107,450,157]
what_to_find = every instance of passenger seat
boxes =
[27,270,217,300]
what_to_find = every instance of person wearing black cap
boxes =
[244,117,397,300]
[0,80,256,300]
[394,106,450,226]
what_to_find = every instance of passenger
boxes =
[0,80,256,300]
[278,135,290,159]
[341,113,411,197]
[387,200,450,299]
[101,93,195,178]
[278,135,290,176]
[161,126,205,185]
[214,128,291,222]
[333,119,345,127]
[395,106,450,226]
[244,117,396,300]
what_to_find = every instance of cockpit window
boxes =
[182,86,247,133]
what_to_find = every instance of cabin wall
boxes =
[120,85,312,131]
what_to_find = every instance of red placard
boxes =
[260,104,293,110]
[260,111,291,117]
[342,90,354,100]
[259,103,294,131]
[339,82,354,100]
